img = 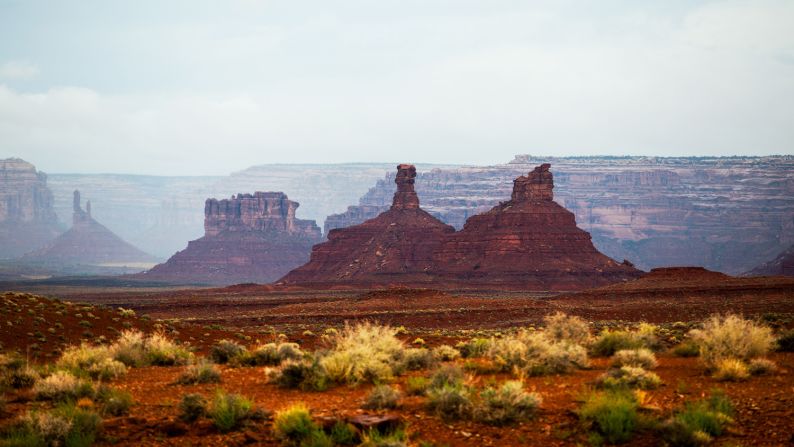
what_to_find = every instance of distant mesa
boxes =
[21,190,158,271]
[745,245,794,277]
[279,164,456,287]
[0,158,63,259]
[280,163,639,290]
[139,191,323,285]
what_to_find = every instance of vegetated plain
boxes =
[1,271,793,446]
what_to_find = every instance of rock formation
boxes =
[0,158,63,258]
[745,245,794,277]
[431,164,641,289]
[140,192,323,285]
[324,155,794,274]
[279,165,456,286]
[21,191,158,269]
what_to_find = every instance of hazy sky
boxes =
[1,0,793,175]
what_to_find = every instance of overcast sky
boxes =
[1,0,793,175]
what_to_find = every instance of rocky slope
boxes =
[21,191,158,271]
[326,155,794,274]
[0,158,63,258]
[140,191,323,285]
[279,165,456,287]
[432,164,641,289]
[745,245,794,277]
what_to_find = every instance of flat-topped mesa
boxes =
[511,163,553,202]
[204,191,320,240]
[392,164,420,209]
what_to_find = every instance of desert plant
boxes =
[145,331,193,366]
[179,393,208,422]
[579,390,638,444]
[689,314,775,369]
[672,340,700,357]
[748,358,776,375]
[610,348,658,370]
[544,312,591,345]
[405,376,429,396]
[456,338,490,358]
[210,390,253,432]
[57,343,112,373]
[4,366,38,389]
[95,385,133,416]
[592,330,644,357]
[273,403,322,446]
[320,321,405,385]
[177,359,221,384]
[428,364,465,390]
[109,329,146,366]
[712,358,750,381]
[426,384,472,421]
[276,358,329,391]
[33,371,93,402]
[359,427,407,447]
[329,421,357,445]
[598,366,662,390]
[432,345,460,362]
[777,329,794,352]
[363,384,400,410]
[209,339,248,364]
[87,358,127,381]
[486,330,588,376]
[12,402,103,447]
[401,348,435,371]
[475,380,541,425]
[660,391,734,446]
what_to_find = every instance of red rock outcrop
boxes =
[279,165,455,286]
[22,191,157,268]
[140,192,322,285]
[745,245,794,277]
[431,164,642,289]
[0,158,62,258]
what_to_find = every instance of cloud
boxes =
[0,61,39,80]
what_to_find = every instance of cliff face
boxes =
[0,158,63,259]
[325,156,794,274]
[141,192,323,285]
[432,164,641,289]
[22,191,157,268]
[279,165,456,286]
[745,245,794,277]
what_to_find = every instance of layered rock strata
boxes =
[431,164,641,289]
[141,192,323,285]
[279,165,455,286]
[22,191,157,268]
[745,245,794,277]
[0,158,62,258]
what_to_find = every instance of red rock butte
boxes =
[140,191,322,285]
[279,164,456,287]
[431,164,642,289]
[22,190,157,266]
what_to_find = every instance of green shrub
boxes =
[363,385,400,410]
[320,322,405,385]
[177,359,221,384]
[109,330,147,366]
[329,421,357,445]
[598,366,662,390]
[4,367,38,389]
[273,404,321,446]
[592,330,644,357]
[777,329,794,352]
[95,385,133,416]
[10,402,103,447]
[359,427,407,447]
[712,358,750,381]
[475,380,541,425]
[748,358,776,375]
[660,391,734,446]
[87,358,127,381]
[672,340,700,357]
[431,345,460,362]
[429,365,465,390]
[405,376,429,396]
[610,348,657,370]
[276,359,329,391]
[209,339,247,364]
[689,314,775,369]
[33,371,93,402]
[401,348,435,371]
[210,390,253,432]
[579,390,638,444]
[426,384,472,421]
[486,330,588,376]
[178,393,208,422]
[57,343,112,372]
[543,312,591,345]
[243,342,303,367]
[456,338,490,358]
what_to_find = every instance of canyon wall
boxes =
[326,156,794,274]
[0,158,63,259]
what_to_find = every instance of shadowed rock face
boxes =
[279,164,456,286]
[0,158,62,259]
[745,245,794,277]
[141,192,322,285]
[22,190,157,266]
[430,164,641,289]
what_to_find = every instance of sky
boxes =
[0,0,793,175]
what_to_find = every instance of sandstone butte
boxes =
[0,158,62,259]
[278,164,456,287]
[22,190,157,267]
[745,244,794,277]
[431,164,643,289]
[140,191,323,285]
